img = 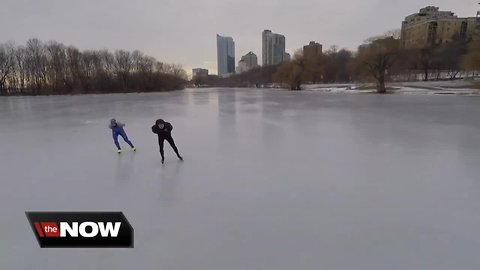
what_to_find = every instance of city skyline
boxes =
[0,0,476,75]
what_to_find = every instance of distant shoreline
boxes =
[0,87,186,97]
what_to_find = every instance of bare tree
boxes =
[384,29,401,39]
[412,47,438,81]
[437,35,468,80]
[99,49,115,75]
[0,42,15,95]
[25,39,49,94]
[114,50,132,90]
[46,41,67,91]
[14,46,27,93]
[0,38,187,95]
[349,37,401,93]
[274,52,307,90]
[322,49,352,83]
[171,64,188,80]
[65,46,83,92]
[462,40,480,74]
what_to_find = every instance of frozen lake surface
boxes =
[1,88,480,270]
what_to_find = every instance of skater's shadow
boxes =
[158,161,183,206]
[115,153,135,185]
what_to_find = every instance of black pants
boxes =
[158,136,181,159]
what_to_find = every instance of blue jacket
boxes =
[109,122,126,134]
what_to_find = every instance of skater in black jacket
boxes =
[152,119,183,164]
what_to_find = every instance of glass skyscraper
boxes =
[216,34,235,76]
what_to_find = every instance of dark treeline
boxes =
[0,38,188,95]
[274,48,353,90]
[277,31,479,92]
[349,33,477,93]
[194,49,354,89]
[194,65,280,87]
[198,30,479,93]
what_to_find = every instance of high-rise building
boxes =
[217,34,235,76]
[401,6,478,49]
[262,30,286,66]
[236,51,259,73]
[303,41,323,59]
[192,68,208,78]
[475,4,480,41]
[237,60,247,74]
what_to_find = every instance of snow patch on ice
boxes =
[302,80,480,96]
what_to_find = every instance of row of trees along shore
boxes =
[0,38,188,96]
[197,30,480,93]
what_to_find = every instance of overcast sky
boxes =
[0,0,476,74]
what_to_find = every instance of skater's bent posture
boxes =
[151,119,183,164]
[109,119,136,153]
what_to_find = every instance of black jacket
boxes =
[152,122,173,138]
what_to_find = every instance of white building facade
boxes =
[236,51,259,73]
[262,30,286,66]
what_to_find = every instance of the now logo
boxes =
[26,212,134,248]
[33,222,121,238]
